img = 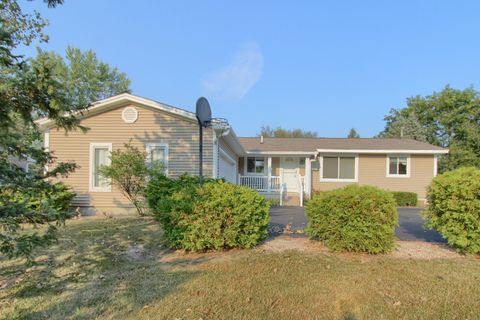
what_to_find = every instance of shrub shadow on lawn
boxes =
[0,217,202,320]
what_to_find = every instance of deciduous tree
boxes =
[377,86,480,172]
[100,143,150,216]
[258,125,318,138]
[31,46,131,110]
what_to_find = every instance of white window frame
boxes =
[386,154,411,178]
[145,142,169,174]
[89,143,112,192]
[244,156,266,175]
[319,154,359,182]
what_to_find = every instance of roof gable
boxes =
[36,93,197,130]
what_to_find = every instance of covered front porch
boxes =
[237,155,314,206]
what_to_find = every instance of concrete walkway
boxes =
[269,206,446,242]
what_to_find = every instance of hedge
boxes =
[146,174,270,251]
[306,185,398,254]
[423,167,480,254]
[392,191,418,207]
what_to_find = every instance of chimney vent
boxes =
[260,135,264,144]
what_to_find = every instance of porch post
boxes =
[267,157,272,192]
[305,157,312,198]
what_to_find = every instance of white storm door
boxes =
[281,157,299,192]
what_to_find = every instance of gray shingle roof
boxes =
[239,137,447,153]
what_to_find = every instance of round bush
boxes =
[423,167,480,254]
[306,185,398,254]
[146,176,270,251]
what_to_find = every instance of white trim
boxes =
[434,155,438,177]
[319,154,359,183]
[145,142,169,175]
[305,157,312,197]
[43,130,50,150]
[386,154,411,178]
[43,129,50,172]
[121,106,138,123]
[316,148,448,155]
[89,143,112,192]
[245,151,317,156]
[245,149,448,156]
[267,157,272,192]
[213,136,219,179]
[244,156,266,175]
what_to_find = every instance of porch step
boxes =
[282,193,300,206]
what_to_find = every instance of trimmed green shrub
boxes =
[306,185,398,254]
[392,191,418,207]
[423,167,480,254]
[146,175,270,251]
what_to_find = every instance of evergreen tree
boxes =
[347,128,360,138]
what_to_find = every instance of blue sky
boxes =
[23,1,480,137]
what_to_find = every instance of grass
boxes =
[1,217,480,320]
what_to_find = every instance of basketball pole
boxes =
[199,123,203,184]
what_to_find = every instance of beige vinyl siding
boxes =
[312,154,435,199]
[271,157,280,175]
[299,162,305,176]
[49,103,214,213]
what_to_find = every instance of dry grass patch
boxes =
[0,217,479,320]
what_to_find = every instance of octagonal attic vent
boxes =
[122,106,138,123]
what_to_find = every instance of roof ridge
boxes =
[238,136,416,140]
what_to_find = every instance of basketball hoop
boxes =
[210,117,230,131]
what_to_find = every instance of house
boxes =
[36,93,448,214]
[238,137,447,206]
[36,93,244,215]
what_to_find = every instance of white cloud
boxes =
[202,43,264,101]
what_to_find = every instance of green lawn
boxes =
[1,217,479,320]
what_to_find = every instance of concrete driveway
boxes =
[269,206,445,242]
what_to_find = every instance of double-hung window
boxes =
[387,155,410,177]
[246,157,265,174]
[321,155,357,181]
[90,143,112,192]
[146,143,168,173]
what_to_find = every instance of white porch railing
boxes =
[239,174,306,207]
[298,175,304,207]
[239,175,281,192]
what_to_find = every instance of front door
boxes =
[281,157,299,192]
